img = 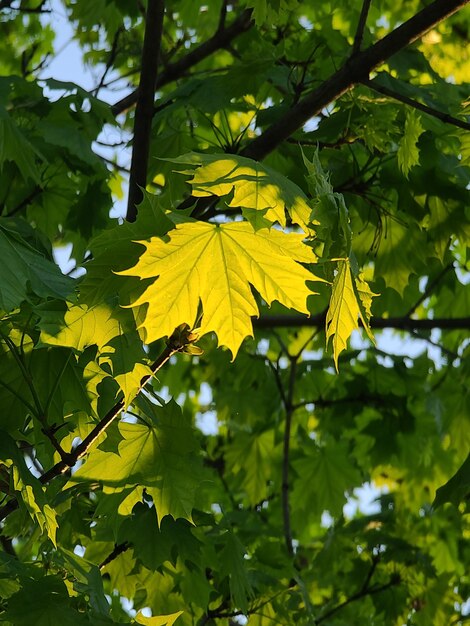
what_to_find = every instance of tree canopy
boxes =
[0,0,469,624]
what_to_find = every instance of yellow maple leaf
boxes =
[120,221,320,358]
[326,259,376,370]
[173,153,315,233]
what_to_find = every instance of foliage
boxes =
[0,1,469,625]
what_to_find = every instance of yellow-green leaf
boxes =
[40,303,121,352]
[171,153,315,233]
[397,109,423,178]
[326,259,376,370]
[135,611,183,626]
[120,221,320,359]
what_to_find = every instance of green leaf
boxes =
[433,453,470,508]
[0,224,73,312]
[292,440,362,517]
[120,221,321,358]
[397,109,423,178]
[219,531,253,613]
[302,148,351,259]
[0,109,42,182]
[70,401,203,524]
[2,576,88,626]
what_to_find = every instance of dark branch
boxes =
[317,574,401,623]
[111,9,253,116]
[281,358,297,556]
[351,0,372,56]
[363,77,470,132]
[126,0,165,222]
[93,27,123,97]
[405,263,454,318]
[99,541,130,570]
[254,314,470,331]
[242,0,469,161]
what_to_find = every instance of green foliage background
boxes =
[0,1,469,625]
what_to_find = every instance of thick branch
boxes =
[242,0,469,161]
[254,314,470,331]
[111,9,253,116]
[363,77,470,132]
[126,0,165,222]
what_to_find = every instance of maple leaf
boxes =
[70,401,202,524]
[397,109,423,178]
[326,258,376,370]
[120,221,320,358]
[170,153,315,233]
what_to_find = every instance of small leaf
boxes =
[397,109,423,178]
[326,258,376,370]
[0,224,73,312]
[135,611,183,626]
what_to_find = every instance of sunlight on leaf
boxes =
[326,258,376,370]
[170,152,315,233]
[120,221,321,359]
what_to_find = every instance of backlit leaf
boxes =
[70,401,202,524]
[120,221,320,358]
[171,153,314,232]
[326,258,375,370]
[397,109,423,178]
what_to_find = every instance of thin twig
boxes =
[254,314,470,331]
[126,0,165,221]
[111,9,253,116]
[351,0,372,56]
[362,77,470,132]
[406,263,454,318]
[93,27,123,97]
[99,541,130,570]
[282,357,297,556]
[0,340,180,524]
[317,574,401,623]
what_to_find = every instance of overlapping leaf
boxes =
[326,258,375,370]
[171,153,314,232]
[70,401,203,524]
[0,224,73,312]
[120,221,320,358]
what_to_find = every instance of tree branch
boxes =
[351,0,372,56]
[281,357,297,556]
[254,314,470,331]
[99,541,130,570]
[126,0,165,222]
[405,263,454,317]
[0,341,178,524]
[241,0,469,161]
[317,574,401,623]
[111,9,253,116]
[362,77,470,132]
